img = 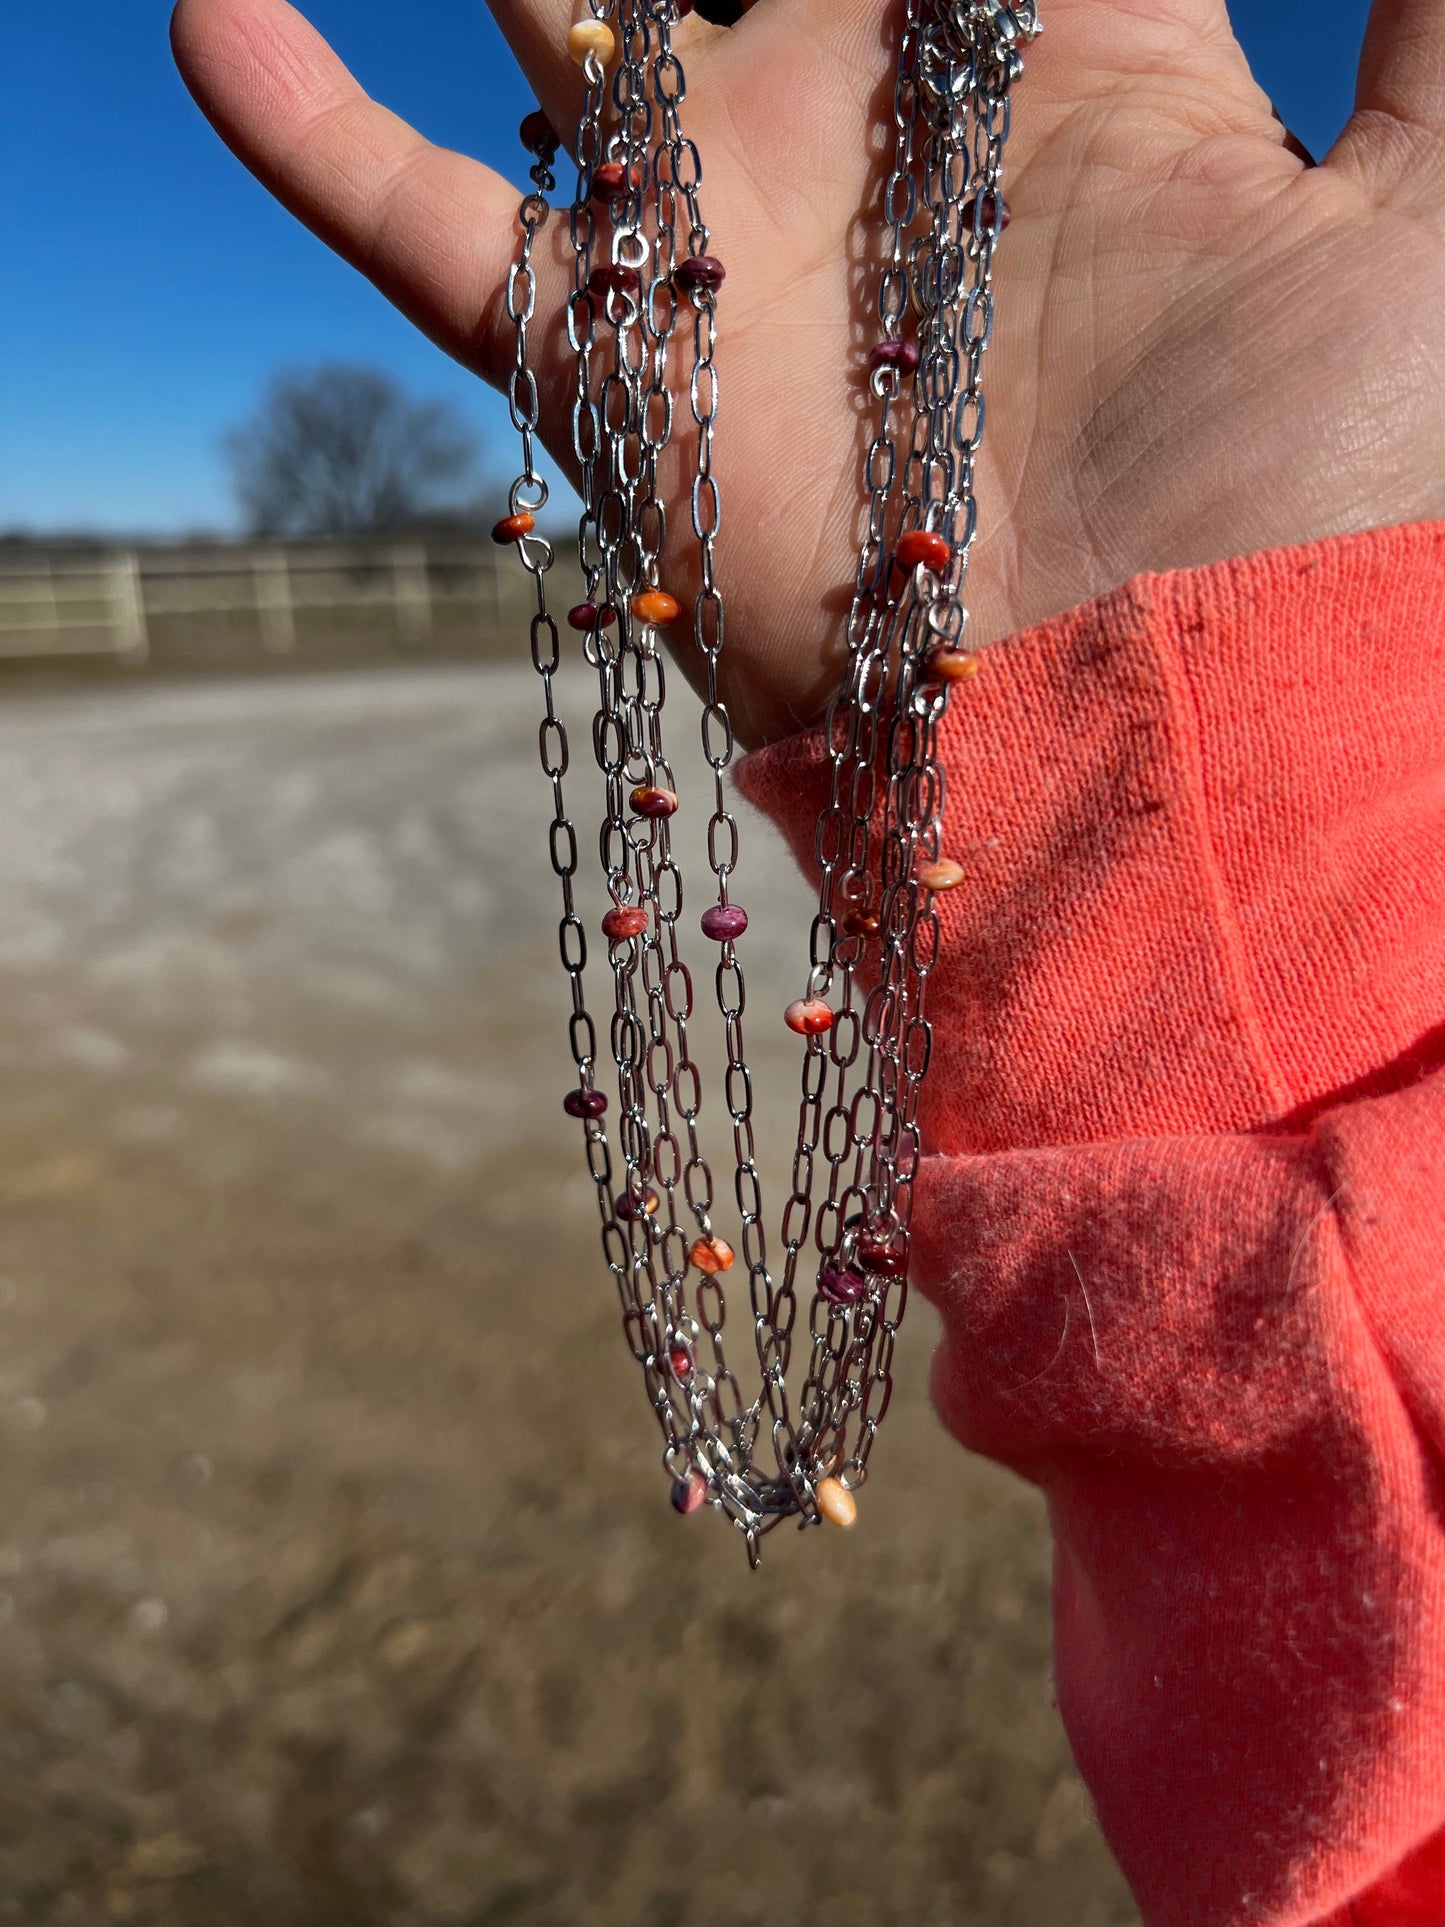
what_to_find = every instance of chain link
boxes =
[502,0,1035,1562]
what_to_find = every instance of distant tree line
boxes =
[223,364,486,539]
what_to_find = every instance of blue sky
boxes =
[1,0,1372,535]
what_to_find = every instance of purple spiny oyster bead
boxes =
[700,903,748,942]
[563,1087,608,1120]
[674,255,725,296]
[964,192,1011,232]
[588,263,641,301]
[868,338,920,376]
[818,1263,868,1307]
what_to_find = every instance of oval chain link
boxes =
[502,0,1035,1562]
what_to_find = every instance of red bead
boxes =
[896,529,953,574]
[519,110,557,154]
[868,339,920,376]
[563,1088,607,1120]
[670,1471,706,1514]
[588,263,642,301]
[567,600,617,632]
[674,255,725,298]
[785,998,834,1037]
[843,908,880,939]
[630,784,679,820]
[491,510,535,545]
[675,0,696,15]
[859,1238,908,1277]
[591,160,642,201]
[965,192,1011,233]
[602,904,649,941]
[668,1343,693,1380]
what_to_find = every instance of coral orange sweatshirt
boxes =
[735,520,1445,1927]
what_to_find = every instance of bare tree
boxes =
[224,364,482,538]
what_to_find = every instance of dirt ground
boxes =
[0,666,1139,1926]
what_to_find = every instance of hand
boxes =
[172,0,1445,747]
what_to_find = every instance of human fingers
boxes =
[1332,0,1445,222]
[485,0,734,137]
[170,0,529,384]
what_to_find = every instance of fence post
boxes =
[253,549,296,654]
[391,543,433,647]
[36,560,60,655]
[109,549,149,664]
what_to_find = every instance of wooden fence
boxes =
[0,539,561,671]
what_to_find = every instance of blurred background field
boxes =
[0,658,1140,1927]
[0,0,1370,1920]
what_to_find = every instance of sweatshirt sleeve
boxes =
[733,519,1445,1927]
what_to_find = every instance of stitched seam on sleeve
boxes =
[1143,579,1296,1118]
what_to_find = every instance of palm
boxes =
[174,0,1445,746]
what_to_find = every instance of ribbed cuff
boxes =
[734,520,1445,1155]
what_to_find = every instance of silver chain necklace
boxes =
[498,0,1038,1566]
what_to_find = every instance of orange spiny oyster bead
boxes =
[918,858,965,892]
[491,510,535,544]
[631,589,682,627]
[896,529,953,574]
[591,159,643,201]
[688,1235,734,1275]
[784,998,834,1036]
[602,903,649,940]
[816,1477,858,1529]
[925,645,980,684]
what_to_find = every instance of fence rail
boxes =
[0,539,555,669]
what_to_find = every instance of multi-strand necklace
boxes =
[496,0,1038,1566]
